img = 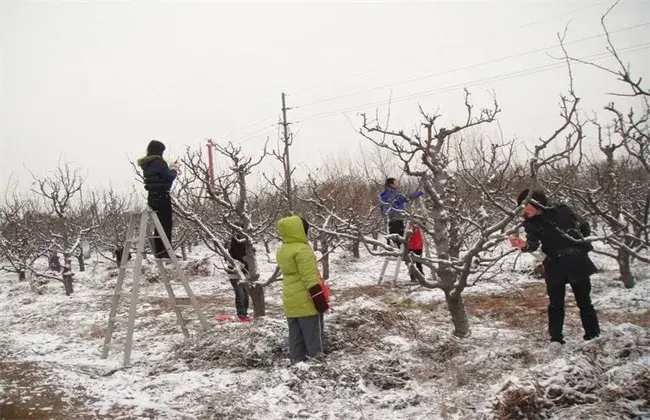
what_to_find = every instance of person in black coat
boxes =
[510,189,600,344]
[225,227,251,321]
[137,140,179,259]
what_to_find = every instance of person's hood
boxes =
[137,155,163,168]
[277,215,307,244]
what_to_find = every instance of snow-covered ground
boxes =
[1,245,648,419]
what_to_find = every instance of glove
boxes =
[414,191,423,198]
[308,284,329,313]
[508,235,527,249]
[169,161,181,173]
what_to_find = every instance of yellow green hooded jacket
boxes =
[276,216,319,318]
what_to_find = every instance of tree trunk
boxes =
[244,241,266,317]
[249,284,266,317]
[18,270,26,281]
[181,244,187,261]
[62,273,74,296]
[313,240,319,253]
[264,240,271,254]
[321,239,330,280]
[77,254,85,272]
[352,240,360,259]
[444,291,470,338]
[188,242,193,253]
[617,248,636,289]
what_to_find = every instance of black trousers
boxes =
[148,193,173,259]
[229,279,250,317]
[410,249,424,281]
[546,270,600,342]
[228,261,250,317]
[387,220,405,248]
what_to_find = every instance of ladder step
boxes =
[125,236,160,243]
[111,316,128,323]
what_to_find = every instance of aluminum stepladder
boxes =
[377,217,409,285]
[101,210,209,366]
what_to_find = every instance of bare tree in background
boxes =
[91,189,139,267]
[0,194,47,281]
[30,161,96,295]
[297,167,383,279]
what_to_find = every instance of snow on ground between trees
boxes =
[1,247,649,419]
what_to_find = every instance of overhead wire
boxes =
[215,1,609,141]
[294,22,649,110]
[292,43,650,124]
[291,1,607,96]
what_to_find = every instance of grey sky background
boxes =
[1,1,649,198]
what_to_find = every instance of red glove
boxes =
[308,284,329,313]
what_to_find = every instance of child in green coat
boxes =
[276,215,329,364]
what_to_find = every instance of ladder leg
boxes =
[155,259,190,338]
[378,258,390,285]
[149,211,209,331]
[102,213,137,359]
[391,256,402,285]
[123,213,149,366]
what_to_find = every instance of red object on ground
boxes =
[215,314,253,323]
[408,224,424,251]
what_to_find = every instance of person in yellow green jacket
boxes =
[276,215,329,364]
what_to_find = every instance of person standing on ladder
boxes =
[379,177,423,248]
[137,140,180,259]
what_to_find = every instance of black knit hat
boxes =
[517,189,548,209]
[146,140,166,156]
[385,177,396,187]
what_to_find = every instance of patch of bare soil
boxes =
[0,359,117,420]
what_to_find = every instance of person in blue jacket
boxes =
[379,178,423,248]
[137,140,179,259]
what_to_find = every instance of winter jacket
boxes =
[137,155,177,193]
[227,235,247,265]
[225,235,249,276]
[408,224,423,251]
[276,215,320,318]
[379,188,423,220]
[522,203,597,279]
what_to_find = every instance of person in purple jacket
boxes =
[137,140,179,259]
[379,178,423,248]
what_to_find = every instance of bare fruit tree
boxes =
[297,170,383,279]
[90,189,139,266]
[556,2,650,287]
[30,161,96,295]
[317,83,582,337]
[179,141,280,317]
[0,194,47,281]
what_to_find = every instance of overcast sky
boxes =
[1,0,649,198]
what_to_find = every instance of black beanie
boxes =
[147,140,166,156]
[517,189,548,208]
[385,177,396,187]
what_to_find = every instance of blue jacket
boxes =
[379,188,422,220]
[137,155,177,193]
